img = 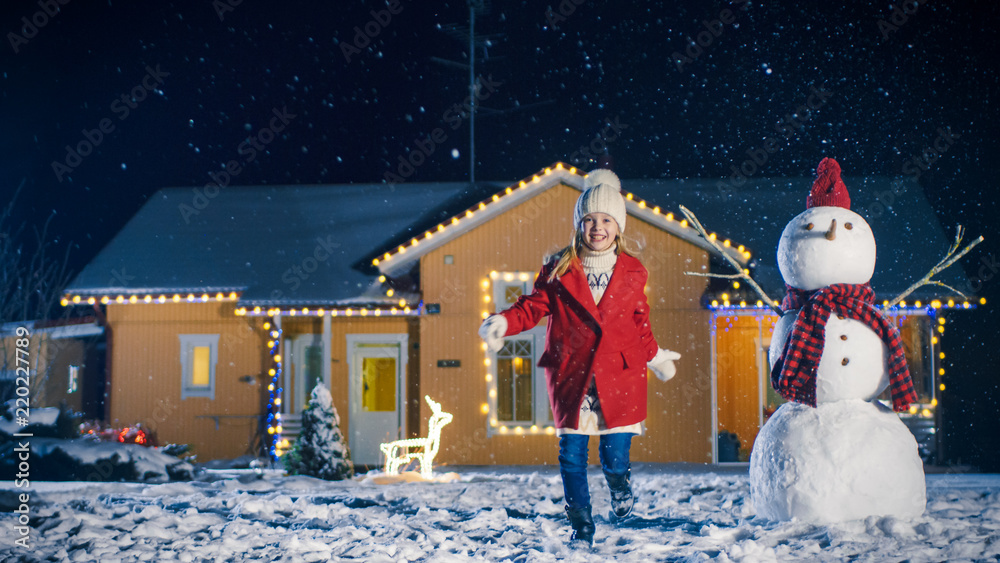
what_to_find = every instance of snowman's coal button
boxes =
[841,358,850,365]
[840,334,848,341]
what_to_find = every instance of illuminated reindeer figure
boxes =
[379,395,453,479]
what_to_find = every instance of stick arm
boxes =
[679,205,784,315]
[887,226,983,308]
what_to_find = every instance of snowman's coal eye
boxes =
[805,223,814,230]
[845,223,853,230]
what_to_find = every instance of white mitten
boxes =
[478,315,508,353]
[648,348,681,382]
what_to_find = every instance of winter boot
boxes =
[605,470,634,520]
[565,505,595,545]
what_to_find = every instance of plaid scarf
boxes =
[770,283,918,412]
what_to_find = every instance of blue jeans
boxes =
[558,433,634,509]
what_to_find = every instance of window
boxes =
[487,325,550,432]
[68,365,80,394]
[899,316,934,403]
[362,355,397,412]
[484,271,550,434]
[879,315,936,406]
[492,271,534,310]
[497,339,535,422]
[180,334,219,399]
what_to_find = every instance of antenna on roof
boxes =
[432,3,554,187]
[468,0,481,186]
[433,1,492,186]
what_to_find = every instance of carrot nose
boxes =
[825,218,837,241]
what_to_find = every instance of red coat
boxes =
[499,253,659,430]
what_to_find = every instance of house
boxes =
[1,317,105,420]
[62,163,976,464]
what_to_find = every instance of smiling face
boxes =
[580,212,620,252]
[777,206,877,291]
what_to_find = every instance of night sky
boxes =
[3,1,999,467]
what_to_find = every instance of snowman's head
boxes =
[777,206,876,291]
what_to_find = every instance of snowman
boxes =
[749,158,926,524]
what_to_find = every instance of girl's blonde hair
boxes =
[547,229,637,281]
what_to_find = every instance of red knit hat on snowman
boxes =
[806,157,851,209]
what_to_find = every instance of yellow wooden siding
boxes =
[107,304,417,462]
[714,313,778,458]
[640,310,713,462]
[279,316,416,443]
[418,182,713,465]
[106,302,267,461]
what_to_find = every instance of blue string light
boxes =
[264,316,284,461]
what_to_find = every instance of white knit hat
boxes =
[574,169,626,232]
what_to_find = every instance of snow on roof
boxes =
[67,182,486,305]
[0,318,103,339]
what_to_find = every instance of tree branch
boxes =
[679,205,783,315]
[685,272,744,280]
[888,225,983,308]
[0,180,75,404]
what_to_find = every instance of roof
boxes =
[66,165,971,307]
[370,165,746,277]
[0,318,104,339]
[66,182,494,306]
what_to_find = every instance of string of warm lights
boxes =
[481,270,557,436]
[901,312,948,419]
[64,164,758,319]
[881,297,985,310]
[61,291,240,306]
[60,290,422,319]
[372,162,753,273]
[706,295,986,311]
[373,164,582,269]
[931,315,946,413]
[235,302,418,317]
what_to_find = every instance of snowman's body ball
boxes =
[777,206,876,291]
[770,311,891,404]
[750,400,926,524]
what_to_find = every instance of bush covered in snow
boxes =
[0,403,77,443]
[283,384,354,480]
[0,403,195,482]
[0,438,196,482]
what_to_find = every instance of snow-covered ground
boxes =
[2,463,1000,562]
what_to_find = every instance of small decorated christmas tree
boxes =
[283,383,354,480]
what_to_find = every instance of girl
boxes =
[479,169,680,544]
